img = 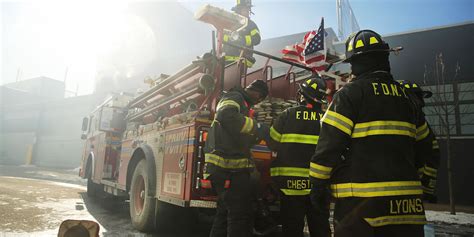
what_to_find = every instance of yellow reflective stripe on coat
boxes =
[422,185,435,194]
[270,126,282,142]
[217,100,240,112]
[240,116,254,134]
[224,56,254,67]
[280,134,319,145]
[417,167,424,178]
[352,120,416,138]
[322,110,353,136]
[309,162,332,179]
[245,35,252,46]
[205,153,253,169]
[330,181,423,198]
[364,215,427,227]
[281,189,311,196]
[223,34,229,42]
[423,165,437,178]
[250,28,259,36]
[416,122,429,141]
[432,140,439,149]
[270,167,310,178]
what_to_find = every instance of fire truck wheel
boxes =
[130,159,156,232]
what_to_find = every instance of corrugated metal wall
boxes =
[1,89,104,168]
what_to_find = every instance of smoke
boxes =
[94,1,213,95]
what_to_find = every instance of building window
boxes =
[423,84,454,103]
[460,104,474,135]
[424,104,456,135]
[458,82,474,101]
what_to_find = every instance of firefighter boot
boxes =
[253,199,277,236]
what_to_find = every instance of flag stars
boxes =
[282,18,326,72]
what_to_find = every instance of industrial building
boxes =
[0,77,104,168]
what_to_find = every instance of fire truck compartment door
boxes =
[161,127,191,200]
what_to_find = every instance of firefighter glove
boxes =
[420,174,437,203]
[231,31,241,41]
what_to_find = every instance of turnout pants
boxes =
[210,171,254,237]
[280,194,330,237]
[333,198,425,237]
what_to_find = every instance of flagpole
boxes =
[223,42,314,72]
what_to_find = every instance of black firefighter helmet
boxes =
[246,79,269,99]
[398,80,433,98]
[299,76,327,104]
[343,29,390,63]
[232,0,253,12]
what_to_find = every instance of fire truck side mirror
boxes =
[81,117,89,132]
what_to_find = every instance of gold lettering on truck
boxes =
[165,130,188,154]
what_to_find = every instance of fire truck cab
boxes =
[80,93,133,197]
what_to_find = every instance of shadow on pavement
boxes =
[79,192,212,237]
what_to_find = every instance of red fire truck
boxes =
[79,5,346,232]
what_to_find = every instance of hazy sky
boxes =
[1,0,473,95]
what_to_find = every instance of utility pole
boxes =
[63,67,69,83]
[16,68,21,82]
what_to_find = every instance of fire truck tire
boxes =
[130,159,156,232]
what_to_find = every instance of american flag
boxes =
[281,18,327,72]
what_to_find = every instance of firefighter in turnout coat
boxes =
[204,80,269,237]
[309,30,433,237]
[268,76,330,237]
[398,80,440,203]
[223,0,261,67]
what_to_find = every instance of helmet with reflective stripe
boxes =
[299,75,327,104]
[398,80,433,98]
[343,30,390,63]
[232,0,252,12]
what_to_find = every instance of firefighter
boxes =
[223,0,261,67]
[204,80,269,237]
[268,76,330,237]
[309,30,433,237]
[398,80,440,203]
